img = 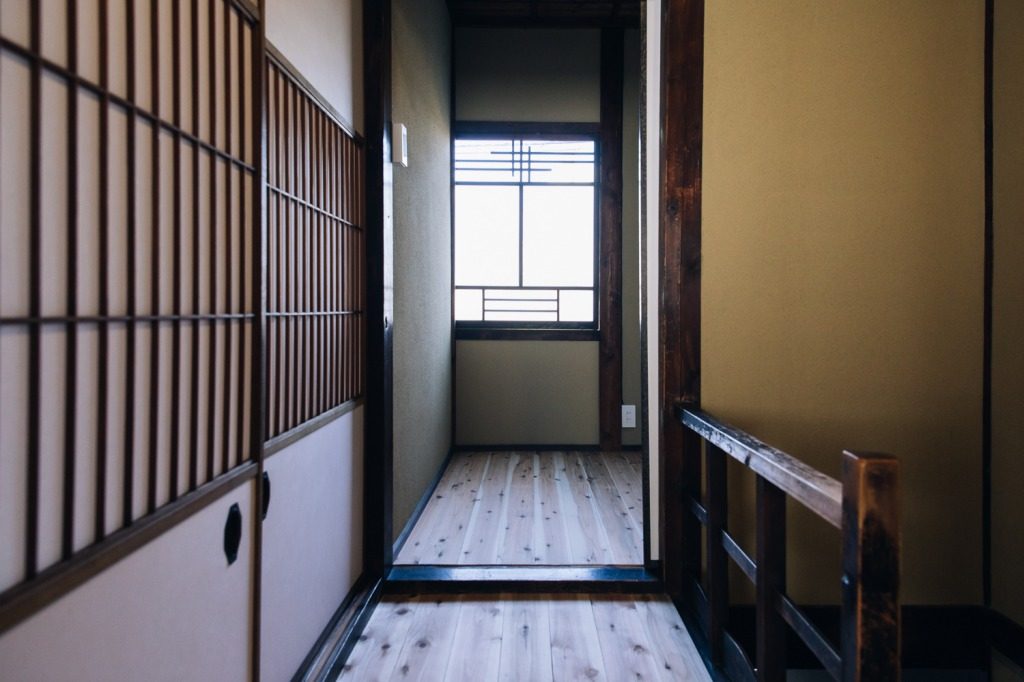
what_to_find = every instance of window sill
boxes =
[455,326,599,341]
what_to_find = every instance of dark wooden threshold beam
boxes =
[385,565,661,593]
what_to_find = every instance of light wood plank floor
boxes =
[395,452,644,566]
[337,594,712,682]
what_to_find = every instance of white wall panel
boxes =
[0,483,255,682]
[260,407,364,682]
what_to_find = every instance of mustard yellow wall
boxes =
[992,0,1024,625]
[702,1,985,603]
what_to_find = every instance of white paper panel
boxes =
[261,409,364,682]
[40,71,69,317]
[0,54,30,318]
[0,329,29,590]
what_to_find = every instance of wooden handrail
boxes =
[676,405,844,528]
[675,403,900,682]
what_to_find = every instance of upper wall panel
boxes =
[266,0,363,134]
[455,28,600,122]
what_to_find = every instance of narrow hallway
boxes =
[396,451,644,566]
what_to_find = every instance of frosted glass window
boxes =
[454,185,519,287]
[454,288,483,321]
[522,186,594,288]
[453,134,596,326]
[559,290,594,322]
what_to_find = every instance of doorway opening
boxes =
[392,24,648,571]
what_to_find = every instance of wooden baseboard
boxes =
[391,448,455,560]
[293,573,384,682]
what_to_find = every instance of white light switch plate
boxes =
[392,123,408,167]
[621,404,637,429]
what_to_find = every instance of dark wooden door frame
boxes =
[363,4,666,582]
[363,0,395,576]
[657,0,704,600]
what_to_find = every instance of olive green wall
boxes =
[455,341,599,445]
[392,0,452,539]
[992,0,1024,626]
[621,29,642,446]
[702,0,985,604]
[453,28,642,446]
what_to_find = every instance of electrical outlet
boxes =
[621,404,637,429]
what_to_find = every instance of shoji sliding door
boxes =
[0,2,367,678]
[258,46,365,682]
[0,0,261,678]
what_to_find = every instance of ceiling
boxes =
[447,0,641,28]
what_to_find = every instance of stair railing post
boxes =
[705,443,729,666]
[755,475,786,682]
[840,451,901,682]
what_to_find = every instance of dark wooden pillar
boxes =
[363,0,395,575]
[658,0,704,600]
[599,28,624,451]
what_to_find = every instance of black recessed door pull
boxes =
[262,472,271,520]
[224,503,242,565]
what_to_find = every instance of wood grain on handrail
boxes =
[677,405,843,528]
